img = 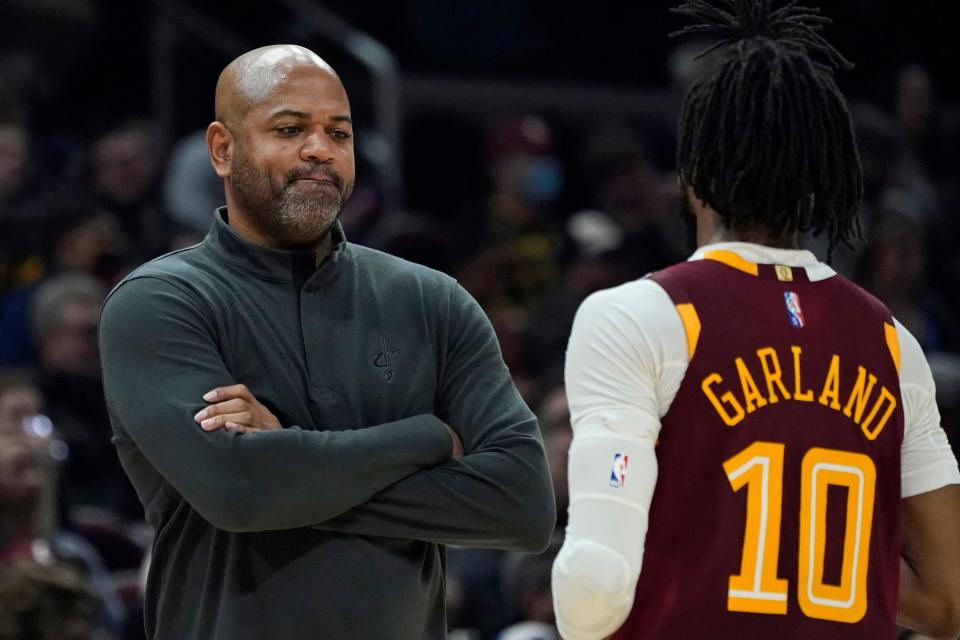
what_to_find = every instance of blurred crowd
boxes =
[3,6,960,640]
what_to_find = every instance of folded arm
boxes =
[312,282,556,552]
[99,276,453,533]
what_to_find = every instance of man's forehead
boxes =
[245,72,351,121]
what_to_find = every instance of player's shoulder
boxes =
[580,276,673,316]
[351,243,452,281]
[104,244,209,310]
[349,243,458,300]
[574,277,681,342]
[648,257,723,282]
[826,271,893,318]
[891,316,934,390]
[123,243,207,282]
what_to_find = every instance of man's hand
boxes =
[194,384,281,434]
[445,423,464,459]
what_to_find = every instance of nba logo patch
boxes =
[784,291,805,328]
[609,453,629,488]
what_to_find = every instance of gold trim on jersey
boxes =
[703,250,760,276]
[676,303,702,361]
[884,323,901,375]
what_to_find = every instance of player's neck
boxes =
[690,195,799,250]
[698,225,799,250]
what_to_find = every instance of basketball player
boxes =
[551,1,960,638]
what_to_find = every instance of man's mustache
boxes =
[285,166,344,191]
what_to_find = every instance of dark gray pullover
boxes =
[98,209,555,639]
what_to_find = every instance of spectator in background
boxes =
[0,430,53,564]
[578,125,681,279]
[884,65,943,225]
[454,115,567,400]
[31,273,104,379]
[30,274,135,515]
[88,120,171,261]
[163,131,222,236]
[1,203,130,367]
[484,114,564,311]
[893,64,959,195]
[0,560,99,640]
[856,214,959,353]
[522,211,628,383]
[48,208,129,288]
[0,114,49,295]
[0,370,41,436]
[0,430,126,634]
[0,372,68,487]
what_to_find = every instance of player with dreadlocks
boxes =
[673,0,862,258]
[551,1,960,639]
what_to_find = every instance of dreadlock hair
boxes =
[671,0,863,257]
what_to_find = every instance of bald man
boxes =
[98,45,555,639]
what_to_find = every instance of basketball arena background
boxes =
[0,2,958,639]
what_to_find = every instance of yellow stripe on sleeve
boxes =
[884,322,901,375]
[676,303,701,361]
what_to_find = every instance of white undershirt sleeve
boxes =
[551,281,688,640]
[895,318,960,497]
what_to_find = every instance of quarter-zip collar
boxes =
[204,206,349,283]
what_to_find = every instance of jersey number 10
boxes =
[724,442,876,623]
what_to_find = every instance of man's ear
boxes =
[207,121,233,178]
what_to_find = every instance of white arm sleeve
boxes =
[552,281,688,640]
[896,318,960,497]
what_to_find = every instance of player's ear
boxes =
[207,121,233,178]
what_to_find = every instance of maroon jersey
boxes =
[613,252,903,639]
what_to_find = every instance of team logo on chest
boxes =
[609,453,629,488]
[373,335,399,383]
[784,291,805,328]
